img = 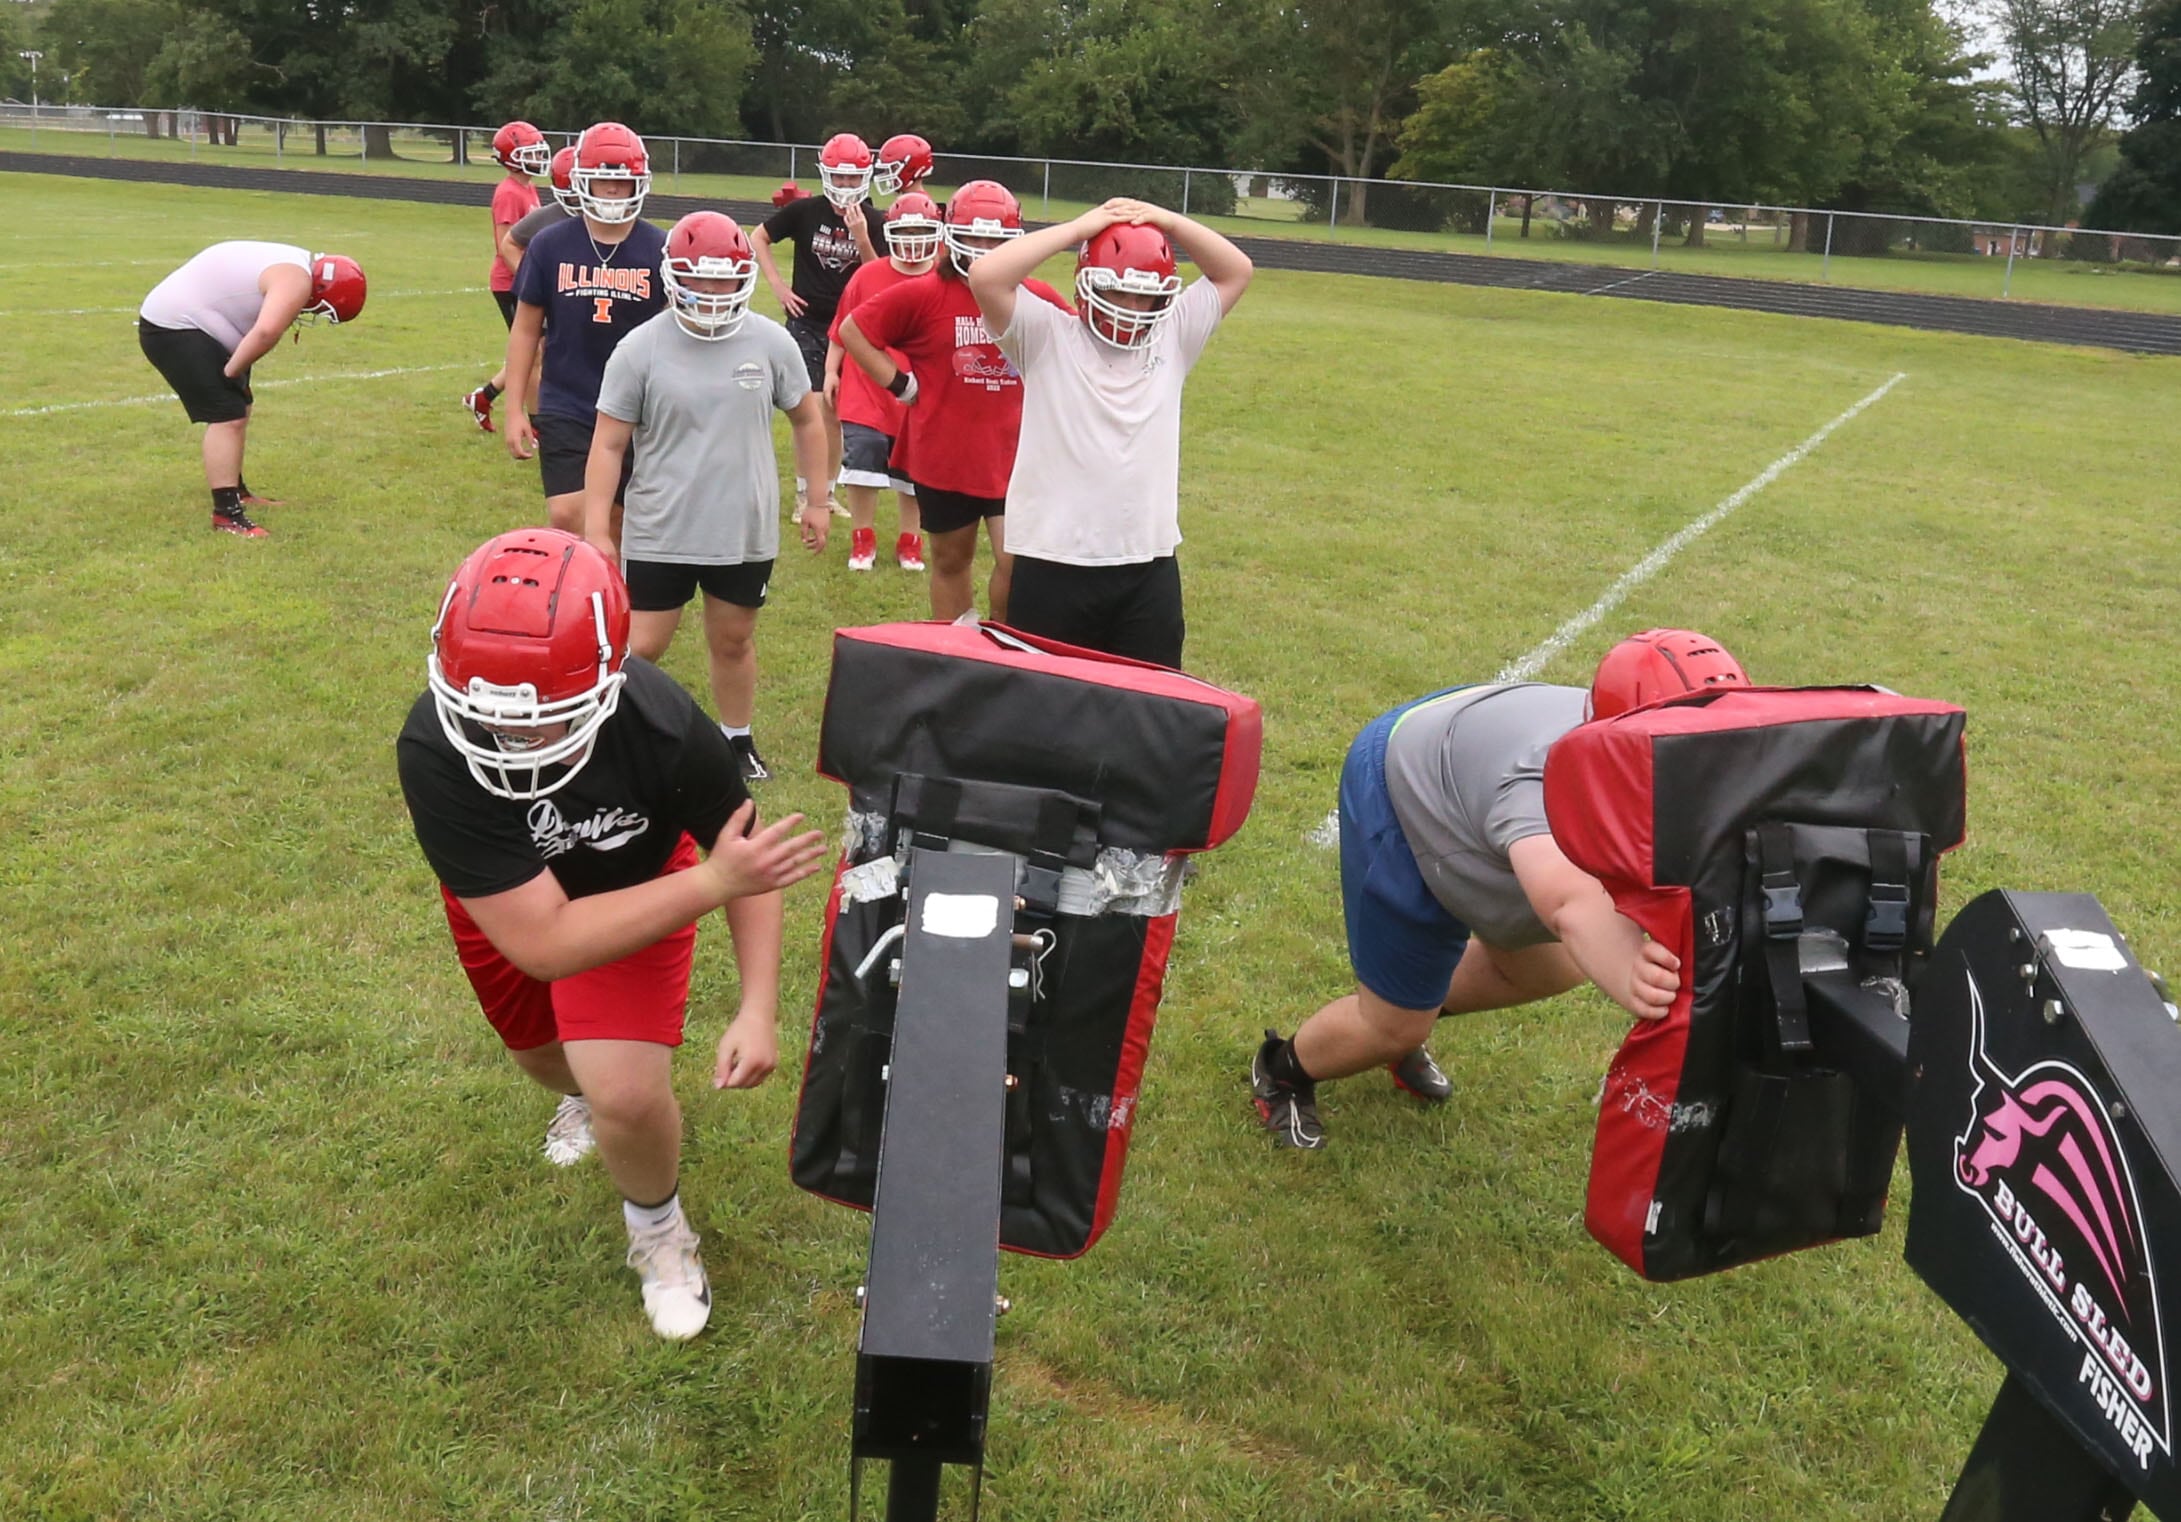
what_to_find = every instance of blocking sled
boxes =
[791,620,1262,1259]
[1543,685,1968,1281]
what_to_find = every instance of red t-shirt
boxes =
[850,272,1073,499]
[489,177,541,292]
[829,261,921,436]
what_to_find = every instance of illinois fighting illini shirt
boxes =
[513,217,670,426]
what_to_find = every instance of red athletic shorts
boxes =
[439,834,701,1050]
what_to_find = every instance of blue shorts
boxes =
[1339,692,1473,1012]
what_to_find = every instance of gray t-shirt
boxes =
[1381,683,1591,948]
[508,202,574,254]
[594,310,810,565]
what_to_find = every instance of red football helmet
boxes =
[1590,629,1749,719]
[818,132,874,209]
[874,133,934,197]
[572,122,651,225]
[548,146,580,214]
[884,191,944,267]
[1077,223,1182,349]
[429,530,631,801]
[943,181,1022,275]
[492,120,548,175]
[305,253,367,324]
[661,212,759,340]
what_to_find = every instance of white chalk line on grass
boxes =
[1307,369,1908,847]
[7,361,473,417]
[0,287,487,319]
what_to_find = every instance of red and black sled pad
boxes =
[1543,687,1966,1281]
[792,621,1261,1258]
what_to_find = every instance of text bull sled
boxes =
[793,630,2181,1521]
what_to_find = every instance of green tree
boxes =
[44,0,180,124]
[2085,0,2181,231]
[740,0,961,145]
[1994,0,2145,224]
[482,0,754,140]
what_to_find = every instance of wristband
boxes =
[886,369,915,399]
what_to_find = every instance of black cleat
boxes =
[1251,1030,1325,1150]
[728,733,771,782]
[1389,1046,1452,1104]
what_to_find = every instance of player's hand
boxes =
[713,1008,779,1090]
[700,801,828,900]
[799,502,832,554]
[843,201,867,238]
[822,368,841,411]
[505,410,538,462]
[773,279,807,319]
[1622,939,1683,1021]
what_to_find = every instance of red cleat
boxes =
[461,388,496,433]
[895,532,926,572]
[212,506,269,538]
[847,527,878,571]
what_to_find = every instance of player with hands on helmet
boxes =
[966,197,1250,668]
[582,211,831,786]
[1247,630,1749,1150]
[136,242,366,536]
[838,179,1074,621]
[753,131,888,518]
[503,122,669,535]
[397,528,830,1339]
[873,133,935,198]
[823,191,941,572]
[462,121,550,434]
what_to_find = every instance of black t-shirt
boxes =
[762,195,888,326]
[396,658,750,901]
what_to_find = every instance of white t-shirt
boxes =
[595,310,810,566]
[993,277,1224,566]
[139,241,311,353]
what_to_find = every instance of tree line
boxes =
[4,0,2176,237]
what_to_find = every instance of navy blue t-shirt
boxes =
[514,217,670,426]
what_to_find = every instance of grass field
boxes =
[5,170,2180,1521]
[7,124,2181,315]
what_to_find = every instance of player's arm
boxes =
[1143,205,1254,314]
[1508,833,1681,1021]
[967,201,1133,336]
[496,223,526,279]
[583,412,635,561]
[844,200,878,263]
[822,337,845,410]
[714,889,785,1089]
[502,301,546,459]
[751,223,806,318]
[838,313,913,401]
[459,803,827,983]
[223,264,316,377]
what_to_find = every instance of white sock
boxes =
[624,1191,681,1233]
[719,722,750,740]
[794,476,807,493]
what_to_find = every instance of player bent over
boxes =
[1251,631,1748,1149]
[397,529,828,1337]
[137,242,366,536]
[584,212,833,784]
[825,191,945,572]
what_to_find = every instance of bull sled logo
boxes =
[1954,968,2170,1468]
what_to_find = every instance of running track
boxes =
[9,150,2179,356]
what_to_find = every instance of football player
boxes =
[136,242,366,536]
[1247,631,1745,1149]
[966,197,1251,669]
[582,212,833,784]
[823,191,943,572]
[460,120,548,433]
[396,529,829,1337]
[752,132,886,517]
[502,123,668,535]
[873,133,935,199]
[837,180,1073,621]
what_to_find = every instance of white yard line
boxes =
[1308,370,1908,846]
[6,361,472,417]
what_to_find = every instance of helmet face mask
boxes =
[1590,628,1749,720]
[884,191,944,268]
[428,532,631,801]
[818,133,874,209]
[661,212,758,340]
[1074,224,1180,348]
[572,123,652,226]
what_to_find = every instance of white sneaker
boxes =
[626,1210,712,1340]
[542,1094,595,1167]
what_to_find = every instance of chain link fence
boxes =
[6,102,2178,297]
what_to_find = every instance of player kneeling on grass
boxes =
[1251,631,1749,1149]
[137,242,366,537]
[583,212,833,785]
[824,191,945,572]
[396,529,828,1338]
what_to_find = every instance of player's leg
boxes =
[439,885,594,1165]
[464,292,520,431]
[696,563,772,781]
[623,560,698,662]
[917,484,982,618]
[839,422,893,570]
[1111,556,1186,669]
[985,510,1013,624]
[893,484,924,570]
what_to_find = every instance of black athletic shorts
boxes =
[494,290,519,328]
[914,483,1005,536]
[534,412,635,500]
[786,314,830,392]
[623,558,775,612]
[1007,554,1186,670]
[138,321,251,424]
